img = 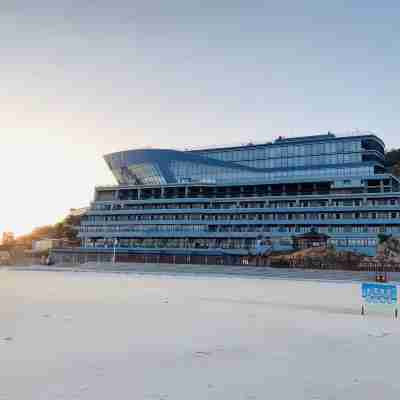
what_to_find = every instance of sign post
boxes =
[361,282,398,317]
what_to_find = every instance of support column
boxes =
[297,183,302,195]
[312,183,317,195]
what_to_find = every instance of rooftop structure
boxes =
[104,133,385,186]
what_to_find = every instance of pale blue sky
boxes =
[1,1,399,235]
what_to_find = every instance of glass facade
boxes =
[170,160,373,184]
[114,163,166,185]
[197,139,362,166]
[104,134,383,185]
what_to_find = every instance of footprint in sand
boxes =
[194,351,212,357]
[95,367,105,377]
[368,331,391,338]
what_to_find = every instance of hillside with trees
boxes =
[385,148,400,177]
[15,214,82,249]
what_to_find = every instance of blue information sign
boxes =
[361,283,398,305]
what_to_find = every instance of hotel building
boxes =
[58,133,400,263]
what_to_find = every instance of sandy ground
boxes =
[1,269,400,399]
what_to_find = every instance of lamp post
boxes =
[112,238,118,264]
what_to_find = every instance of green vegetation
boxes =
[385,148,400,177]
[377,233,391,244]
[16,214,82,248]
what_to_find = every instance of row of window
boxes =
[238,153,360,169]
[84,237,256,250]
[330,238,377,247]
[80,224,400,235]
[92,197,399,212]
[171,162,373,184]
[97,176,393,203]
[85,211,400,223]
[196,140,363,162]
[83,235,377,250]
[81,224,207,233]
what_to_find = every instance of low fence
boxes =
[51,250,250,267]
[270,257,400,272]
[49,248,400,272]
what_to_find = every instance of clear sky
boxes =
[1,0,399,236]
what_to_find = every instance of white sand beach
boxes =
[1,269,400,399]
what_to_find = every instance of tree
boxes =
[392,162,400,177]
[2,232,15,246]
[385,149,400,177]
[15,213,82,248]
[377,233,391,245]
[385,149,400,166]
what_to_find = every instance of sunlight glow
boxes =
[1,131,115,237]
